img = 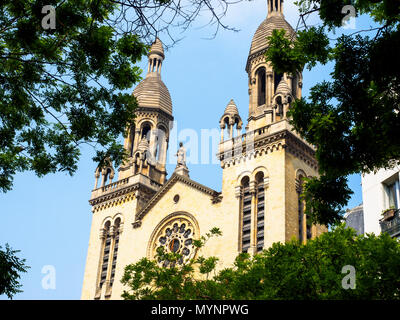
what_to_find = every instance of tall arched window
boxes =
[297,172,311,243]
[110,218,121,286]
[274,72,283,94]
[255,172,265,252]
[129,125,135,157]
[99,221,111,287]
[257,67,266,106]
[241,176,251,253]
[297,179,304,243]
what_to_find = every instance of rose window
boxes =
[156,220,196,267]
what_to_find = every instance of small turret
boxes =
[219,99,243,141]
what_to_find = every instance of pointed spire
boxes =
[148,37,165,59]
[275,78,291,94]
[146,37,165,76]
[224,99,239,116]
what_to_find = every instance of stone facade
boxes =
[81,0,327,300]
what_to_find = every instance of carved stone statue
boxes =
[176,142,187,167]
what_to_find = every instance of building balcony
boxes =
[380,209,400,238]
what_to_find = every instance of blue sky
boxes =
[0,0,372,299]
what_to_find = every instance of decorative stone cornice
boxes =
[245,48,269,73]
[135,107,174,122]
[218,129,318,170]
[89,177,161,212]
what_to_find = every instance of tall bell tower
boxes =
[218,0,325,255]
[82,38,174,300]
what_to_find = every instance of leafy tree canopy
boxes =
[121,225,400,300]
[0,244,29,299]
[265,0,400,225]
[0,0,240,193]
[0,0,148,193]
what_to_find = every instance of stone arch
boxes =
[236,171,252,187]
[146,211,200,261]
[295,168,308,180]
[101,217,113,229]
[112,213,124,225]
[252,166,269,182]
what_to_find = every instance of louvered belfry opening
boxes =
[256,172,265,252]
[110,218,120,286]
[298,193,304,243]
[241,176,251,253]
[100,221,111,287]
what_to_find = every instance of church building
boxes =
[81,0,326,300]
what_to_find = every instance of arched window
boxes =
[110,218,121,286]
[257,67,266,106]
[141,123,151,141]
[255,172,265,252]
[223,117,230,140]
[241,176,251,253]
[274,72,283,94]
[297,172,311,243]
[129,125,135,157]
[297,178,304,243]
[99,221,111,287]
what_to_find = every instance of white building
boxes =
[362,166,400,237]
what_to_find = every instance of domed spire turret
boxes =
[275,78,291,94]
[245,0,302,131]
[121,37,173,186]
[219,99,243,141]
[147,38,165,76]
[132,37,172,115]
[224,99,239,116]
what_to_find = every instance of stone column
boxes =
[266,71,273,106]
[94,170,100,189]
[133,129,141,153]
[229,119,234,139]
[298,80,303,98]
[395,180,400,207]
[287,74,293,92]
[236,126,242,138]
[139,156,144,173]
[220,124,225,142]
[159,136,168,169]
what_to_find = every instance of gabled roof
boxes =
[133,173,221,227]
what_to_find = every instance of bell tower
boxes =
[82,38,174,300]
[246,0,302,132]
[118,38,173,186]
[218,0,324,255]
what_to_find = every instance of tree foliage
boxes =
[0,0,242,193]
[0,244,29,299]
[121,227,223,300]
[265,0,400,225]
[0,0,148,193]
[122,225,400,300]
